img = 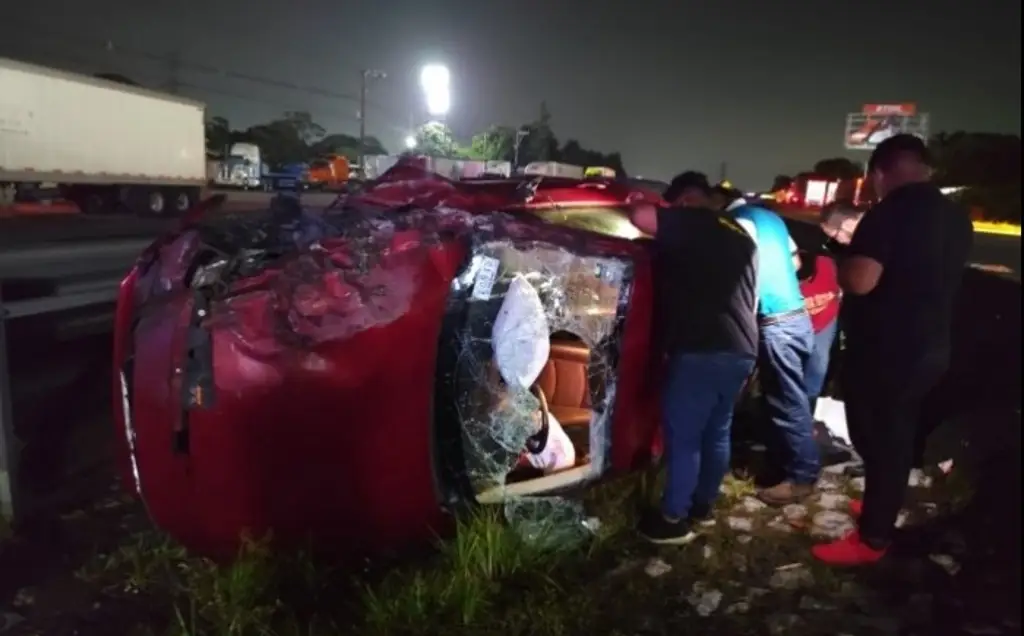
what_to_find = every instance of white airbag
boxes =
[492,274,550,390]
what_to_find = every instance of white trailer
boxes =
[522,161,585,179]
[0,56,207,217]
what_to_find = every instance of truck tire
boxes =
[168,186,199,215]
[144,188,169,216]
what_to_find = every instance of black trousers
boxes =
[842,357,946,543]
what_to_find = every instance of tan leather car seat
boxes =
[534,340,593,428]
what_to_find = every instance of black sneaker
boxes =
[688,503,716,527]
[638,509,698,545]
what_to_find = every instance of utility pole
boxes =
[357,69,386,175]
[513,128,529,172]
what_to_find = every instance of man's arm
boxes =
[839,206,893,295]
[788,234,801,270]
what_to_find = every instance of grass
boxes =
[3,442,1014,636]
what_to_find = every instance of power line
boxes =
[1,39,409,140]
[2,19,401,120]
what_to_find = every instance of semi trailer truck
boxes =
[0,56,207,217]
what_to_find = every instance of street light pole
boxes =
[358,69,385,176]
[513,128,529,172]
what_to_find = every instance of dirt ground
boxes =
[1,408,1020,636]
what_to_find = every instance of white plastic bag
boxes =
[525,413,576,473]
[492,274,550,389]
[814,397,851,446]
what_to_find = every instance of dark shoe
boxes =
[843,463,865,478]
[819,441,853,467]
[756,481,815,507]
[688,502,716,527]
[638,509,699,545]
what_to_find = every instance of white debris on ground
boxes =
[768,563,815,590]
[929,553,962,576]
[736,497,768,513]
[605,448,1022,634]
[782,503,808,521]
[725,516,754,532]
[809,510,856,539]
[643,557,672,578]
[686,582,723,617]
[815,492,849,510]
[908,468,934,488]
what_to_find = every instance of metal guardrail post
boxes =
[0,289,21,523]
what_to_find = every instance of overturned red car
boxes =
[112,168,674,558]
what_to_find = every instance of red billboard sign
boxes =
[861,103,917,116]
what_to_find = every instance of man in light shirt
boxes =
[719,187,821,506]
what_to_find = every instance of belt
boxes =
[759,307,807,327]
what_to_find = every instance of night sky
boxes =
[4,0,1021,187]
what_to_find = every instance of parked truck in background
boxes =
[0,56,206,217]
[208,142,310,192]
[306,154,351,190]
[522,161,586,179]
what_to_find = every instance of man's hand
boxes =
[629,203,660,236]
[839,256,883,295]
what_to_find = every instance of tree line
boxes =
[204,112,389,168]
[198,101,1019,220]
[414,102,628,175]
[203,102,628,176]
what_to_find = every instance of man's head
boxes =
[710,184,743,211]
[663,171,712,207]
[867,134,933,199]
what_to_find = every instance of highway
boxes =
[3,191,1021,280]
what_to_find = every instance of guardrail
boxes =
[1,237,149,522]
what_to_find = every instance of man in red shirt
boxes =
[800,253,841,410]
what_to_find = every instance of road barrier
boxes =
[1,237,149,522]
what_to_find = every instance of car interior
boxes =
[475,331,601,502]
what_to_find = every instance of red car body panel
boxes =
[112,166,660,559]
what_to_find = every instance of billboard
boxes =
[844,103,929,150]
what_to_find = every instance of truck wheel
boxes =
[167,187,197,215]
[119,186,169,217]
[146,189,168,216]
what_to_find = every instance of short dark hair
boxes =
[663,171,711,202]
[867,134,932,174]
[711,184,743,203]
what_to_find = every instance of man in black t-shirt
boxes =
[812,135,974,566]
[630,171,759,544]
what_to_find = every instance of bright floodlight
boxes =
[404,135,417,149]
[420,64,451,116]
[419,64,450,92]
[425,91,450,116]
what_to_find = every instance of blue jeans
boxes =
[805,318,839,409]
[661,351,756,519]
[759,312,820,484]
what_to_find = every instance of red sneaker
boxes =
[848,499,863,518]
[811,530,887,566]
